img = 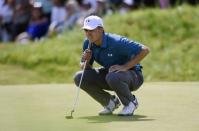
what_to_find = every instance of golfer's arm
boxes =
[123,46,150,70]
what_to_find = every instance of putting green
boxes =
[0,82,198,131]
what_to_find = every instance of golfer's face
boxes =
[84,28,101,43]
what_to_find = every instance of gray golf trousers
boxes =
[74,68,143,106]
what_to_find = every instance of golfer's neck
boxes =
[95,34,103,46]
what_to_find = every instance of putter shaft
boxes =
[66,42,92,119]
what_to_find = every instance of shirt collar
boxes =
[101,32,107,48]
[93,32,107,48]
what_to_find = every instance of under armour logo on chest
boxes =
[107,53,113,57]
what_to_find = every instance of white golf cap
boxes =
[33,2,42,8]
[82,15,103,30]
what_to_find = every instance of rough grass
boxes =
[0,5,199,84]
[0,83,198,131]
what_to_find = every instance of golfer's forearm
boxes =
[124,46,150,69]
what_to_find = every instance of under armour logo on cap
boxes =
[82,16,104,30]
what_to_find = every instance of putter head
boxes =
[65,110,74,119]
[65,115,73,119]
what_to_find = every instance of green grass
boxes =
[0,82,198,131]
[0,64,47,84]
[0,5,199,84]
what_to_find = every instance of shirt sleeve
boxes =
[119,37,144,60]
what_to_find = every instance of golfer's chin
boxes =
[87,37,99,44]
[87,38,95,43]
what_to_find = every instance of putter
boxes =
[66,42,91,119]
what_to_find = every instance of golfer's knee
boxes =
[74,71,82,87]
[73,71,91,89]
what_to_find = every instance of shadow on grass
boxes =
[78,114,154,123]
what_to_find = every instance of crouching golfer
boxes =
[74,15,150,116]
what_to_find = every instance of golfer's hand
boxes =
[82,49,92,62]
[109,65,128,72]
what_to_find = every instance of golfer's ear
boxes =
[97,27,104,32]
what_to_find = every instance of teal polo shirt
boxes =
[82,33,143,71]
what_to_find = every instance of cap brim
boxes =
[82,25,97,30]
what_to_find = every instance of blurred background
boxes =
[0,0,199,84]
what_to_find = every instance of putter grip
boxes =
[85,41,92,63]
[80,41,92,67]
